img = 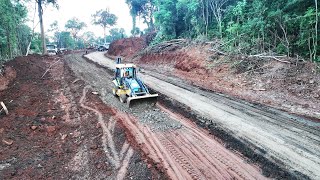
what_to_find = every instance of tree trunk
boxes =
[6,27,11,59]
[132,16,136,35]
[218,15,222,38]
[103,26,106,44]
[206,0,209,37]
[150,9,154,30]
[314,0,318,60]
[38,0,47,55]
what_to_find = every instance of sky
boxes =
[26,0,146,38]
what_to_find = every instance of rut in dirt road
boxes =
[79,86,134,180]
[66,53,268,179]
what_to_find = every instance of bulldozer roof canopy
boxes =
[115,64,136,69]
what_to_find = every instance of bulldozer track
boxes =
[157,134,202,180]
[116,104,266,180]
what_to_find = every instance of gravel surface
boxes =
[66,53,182,133]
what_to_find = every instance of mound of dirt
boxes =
[134,43,320,120]
[0,66,16,91]
[107,37,147,59]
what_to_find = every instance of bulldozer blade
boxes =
[127,94,158,108]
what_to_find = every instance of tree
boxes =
[154,0,178,40]
[56,31,74,49]
[48,20,60,46]
[65,17,87,39]
[105,28,127,42]
[82,31,96,47]
[208,0,230,38]
[126,0,156,33]
[37,0,58,55]
[64,18,86,49]
[0,0,29,59]
[314,0,318,60]
[92,9,117,43]
[49,20,59,32]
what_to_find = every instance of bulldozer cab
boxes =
[114,64,137,86]
[115,64,137,78]
[122,67,135,78]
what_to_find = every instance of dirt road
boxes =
[85,51,320,179]
[65,53,268,179]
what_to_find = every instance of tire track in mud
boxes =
[156,134,202,179]
[79,85,134,179]
[117,109,267,180]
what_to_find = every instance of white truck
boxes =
[46,44,58,55]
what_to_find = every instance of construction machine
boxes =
[112,58,158,107]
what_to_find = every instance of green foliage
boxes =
[154,0,178,40]
[0,0,29,60]
[144,0,319,61]
[53,31,74,49]
[30,33,42,53]
[126,0,156,33]
[92,9,117,29]
[92,9,117,43]
[65,17,87,39]
[105,28,127,42]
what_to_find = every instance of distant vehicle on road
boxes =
[97,45,107,51]
[97,43,110,51]
[46,44,58,54]
[104,43,110,50]
[59,47,67,52]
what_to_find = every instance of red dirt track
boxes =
[117,104,266,180]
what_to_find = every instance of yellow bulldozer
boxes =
[112,59,158,107]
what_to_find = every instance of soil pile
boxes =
[107,37,147,59]
[0,66,16,91]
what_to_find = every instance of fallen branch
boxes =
[249,55,291,63]
[0,101,8,115]
[142,39,188,54]
[41,59,61,78]
[252,88,266,91]
[208,48,227,55]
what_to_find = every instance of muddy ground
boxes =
[0,54,164,179]
[1,51,319,179]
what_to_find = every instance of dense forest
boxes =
[0,0,29,60]
[0,0,319,62]
[126,0,319,61]
[0,0,124,61]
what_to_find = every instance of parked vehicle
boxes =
[46,44,58,54]
[97,45,107,51]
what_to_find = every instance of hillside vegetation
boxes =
[126,0,319,61]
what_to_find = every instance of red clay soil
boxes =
[107,37,147,59]
[110,40,320,120]
[0,54,163,179]
[0,66,16,91]
[116,105,267,179]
